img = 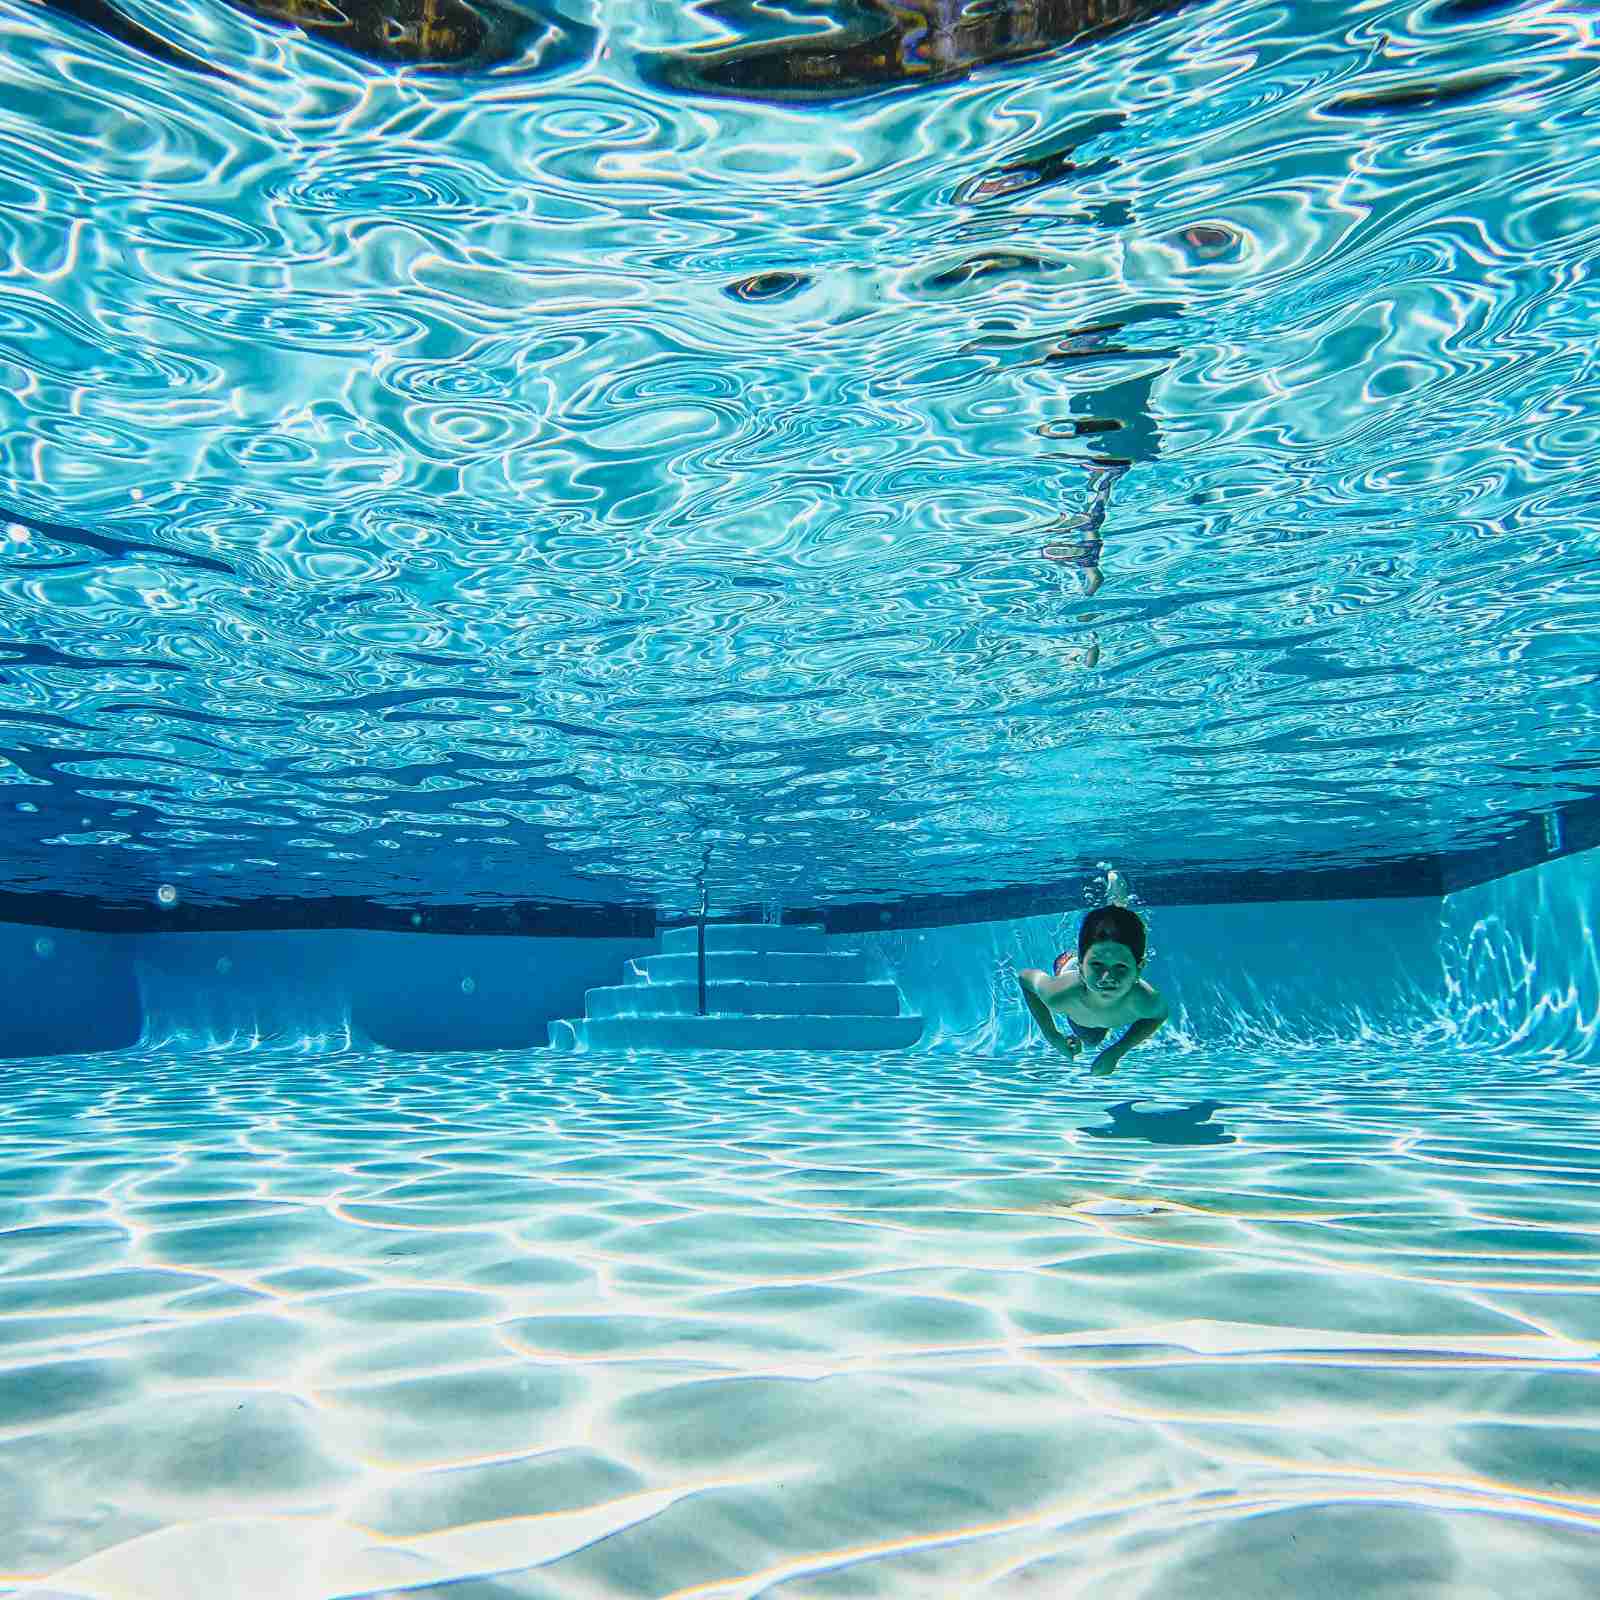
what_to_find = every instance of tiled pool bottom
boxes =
[3,1046,1598,1599]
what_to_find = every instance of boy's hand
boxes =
[1090,1048,1121,1075]
[1057,1033,1083,1059]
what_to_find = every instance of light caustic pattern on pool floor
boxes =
[2,1047,1599,1598]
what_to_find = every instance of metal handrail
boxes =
[696,854,709,1016]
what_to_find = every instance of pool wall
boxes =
[3,844,1594,1059]
[0,928,649,1057]
[0,923,140,1056]
[1439,842,1600,1059]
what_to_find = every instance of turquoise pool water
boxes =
[4,0,1600,1593]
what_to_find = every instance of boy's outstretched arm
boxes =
[1091,996,1171,1075]
[1017,971,1082,1060]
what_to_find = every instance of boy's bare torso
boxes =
[1040,958,1162,1030]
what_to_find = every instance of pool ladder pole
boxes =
[696,858,708,1017]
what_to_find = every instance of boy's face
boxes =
[1079,939,1140,1001]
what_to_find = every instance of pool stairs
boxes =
[548,922,925,1052]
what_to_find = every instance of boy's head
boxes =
[1054,905,1147,1000]
[1078,905,1146,964]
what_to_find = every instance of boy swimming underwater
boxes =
[1017,905,1169,1074]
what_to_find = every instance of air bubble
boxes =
[157,884,178,906]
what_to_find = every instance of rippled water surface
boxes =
[2,0,1600,915]
[2,1044,1598,1595]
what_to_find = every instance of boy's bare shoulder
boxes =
[1034,971,1083,1006]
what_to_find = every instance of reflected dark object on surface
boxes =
[1431,0,1521,17]
[1081,1098,1235,1145]
[647,0,1195,103]
[963,303,1182,465]
[955,113,1123,203]
[724,272,812,303]
[33,0,222,75]
[1051,417,1123,441]
[923,251,1059,289]
[1327,71,1518,116]
[1174,223,1242,261]
[37,0,596,72]
[1039,321,1174,463]
[1037,316,1181,373]
[1062,371,1161,462]
[1040,458,1125,596]
[231,0,595,72]
[0,500,237,577]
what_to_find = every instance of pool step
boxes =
[586,979,902,1018]
[637,950,868,985]
[549,923,923,1054]
[657,922,828,955]
[552,1013,925,1053]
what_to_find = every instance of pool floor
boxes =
[2,1045,1597,1597]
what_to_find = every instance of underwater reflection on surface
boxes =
[649,0,1196,102]
[5,0,1599,916]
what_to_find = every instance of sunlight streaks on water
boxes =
[1,0,1599,916]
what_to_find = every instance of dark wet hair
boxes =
[1077,905,1147,964]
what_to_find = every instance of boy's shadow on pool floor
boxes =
[1080,1098,1236,1145]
